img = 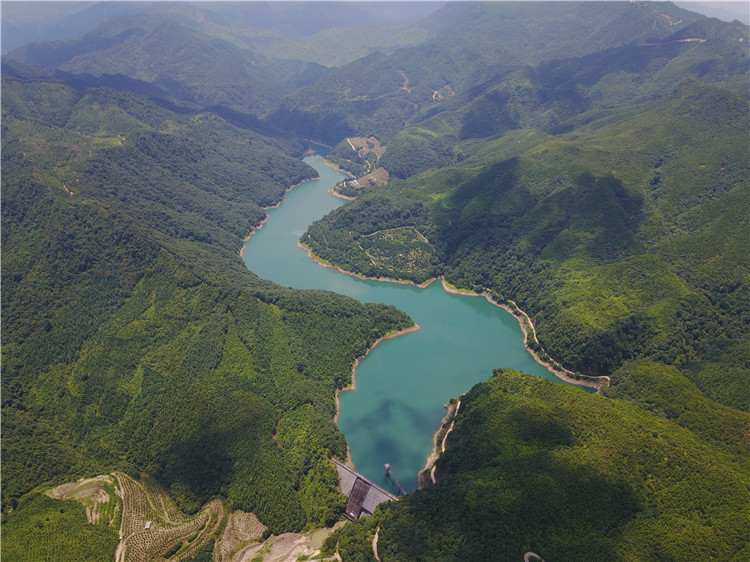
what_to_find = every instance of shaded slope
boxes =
[302,81,749,396]
[323,369,750,561]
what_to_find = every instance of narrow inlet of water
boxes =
[243,152,586,493]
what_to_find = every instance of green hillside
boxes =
[377,16,749,179]
[1,70,412,534]
[322,369,750,560]
[2,2,748,559]
[302,80,749,404]
[1,493,119,562]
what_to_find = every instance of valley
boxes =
[242,150,588,495]
[2,2,748,561]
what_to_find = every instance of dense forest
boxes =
[2,1,748,560]
[1,69,412,536]
[304,80,750,399]
[322,368,750,560]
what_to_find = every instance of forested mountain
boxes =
[1,66,411,536]
[2,2,748,561]
[7,12,329,115]
[322,368,750,560]
[266,0,709,143]
[304,80,750,403]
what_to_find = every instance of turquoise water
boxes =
[243,153,581,493]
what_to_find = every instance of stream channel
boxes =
[242,150,583,494]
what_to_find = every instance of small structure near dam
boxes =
[332,459,398,520]
[384,463,407,495]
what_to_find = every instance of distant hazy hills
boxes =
[1,1,443,53]
[6,1,717,125]
[266,0,736,143]
[4,1,448,114]
[7,12,330,115]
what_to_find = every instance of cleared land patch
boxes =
[215,509,267,561]
[47,474,120,526]
[47,472,226,562]
[333,168,390,199]
[347,136,386,160]
[332,137,390,198]
[40,473,344,562]
[361,227,436,274]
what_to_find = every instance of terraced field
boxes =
[41,470,347,561]
[48,473,227,561]
[47,474,121,526]
[114,473,224,561]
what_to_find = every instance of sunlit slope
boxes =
[1,70,412,536]
[322,368,750,561]
[379,17,749,179]
[303,81,749,405]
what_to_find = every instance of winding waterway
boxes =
[243,151,582,493]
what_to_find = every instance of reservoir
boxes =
[243,152,581,493]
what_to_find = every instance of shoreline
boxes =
[334,322,422,424]
[438,280,610,391]
[418,399,460,489]
[335,322,421,467]
[238,176,319,259]
[239,216,270,258]
[321,158,353,176]
[323,158,356,201]
[299,241,606,391]
[328,188,356,201]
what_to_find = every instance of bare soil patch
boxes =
[46,474,117,525]
[360,166,389,187]
[347,136,386,160]
[216,510,267,561]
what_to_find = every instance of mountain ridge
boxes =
[2,2,748,559]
